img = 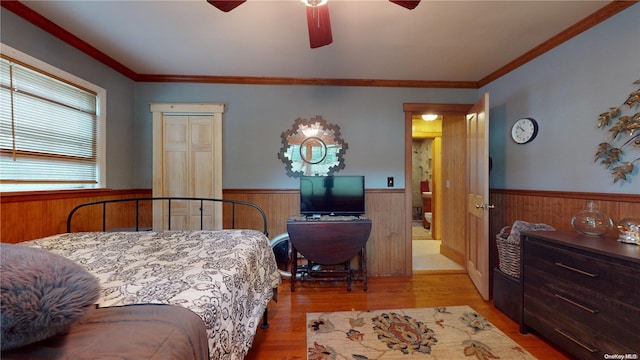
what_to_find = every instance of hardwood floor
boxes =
[246,274,570,359]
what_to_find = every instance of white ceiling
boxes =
[18,0,612,82]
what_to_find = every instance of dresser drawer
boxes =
[523,305,638,360]
[521,232,640,359]
[524,265,640,347]
[523,240,639,305]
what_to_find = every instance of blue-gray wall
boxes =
[2,3,638,193]
[133,83,475,189]
[1,9,136,190]
[482,3,640,194]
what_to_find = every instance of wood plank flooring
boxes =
[246,274,570,359]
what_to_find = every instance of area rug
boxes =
[306,305,536,359]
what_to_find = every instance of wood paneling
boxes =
[365,189,406,276]
[3,188,637,278]
[222,189,299,238]
[489,189,640,273]
[224,188,408,277]
[0,189,152,243]
[440,113,467,262]
[489,190,640,236]
[67,198,153,232]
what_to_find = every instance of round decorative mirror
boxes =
[278,116,348,177]
[299,137,327,164]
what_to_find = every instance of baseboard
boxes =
[413,268,467,275]
[440,243,464,266]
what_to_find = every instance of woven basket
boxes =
[496,235,520,278]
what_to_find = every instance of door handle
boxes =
[475,203,495,210]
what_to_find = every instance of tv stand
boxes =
[287,216,372,291]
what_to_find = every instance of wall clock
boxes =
[511,117,538,144]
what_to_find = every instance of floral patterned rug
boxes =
[306,305,537,359]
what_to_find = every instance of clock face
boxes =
[511,118,538,144]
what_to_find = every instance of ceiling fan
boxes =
[206,0,420,49]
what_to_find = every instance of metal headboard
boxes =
[66,197,268,236]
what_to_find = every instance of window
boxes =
[0,44,106,191]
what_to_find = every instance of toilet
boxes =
[424,212,432,227]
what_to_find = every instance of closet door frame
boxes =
[150,103,224,230]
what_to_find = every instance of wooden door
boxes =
[465,93,491,300]
[162,115,218,229]
[151,103,223,231]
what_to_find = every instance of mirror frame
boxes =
[278,116,348,178]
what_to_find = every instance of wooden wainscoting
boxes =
[1,188,408,276]
[0,189,152,243]
[364,189,407,276]
[3,188,636,277]
[489,189,640,271]
[223,188,408,277]
[222,189,299,238]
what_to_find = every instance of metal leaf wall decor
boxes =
[594,80,640,183]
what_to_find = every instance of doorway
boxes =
[411,116,438,236]
[403,103,472,273]
[411,115,460,272]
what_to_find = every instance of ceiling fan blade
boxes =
[206,0,246,12]
[389,0,420,10]
[306,4,333,49]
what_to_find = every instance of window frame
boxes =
[0,43,106,192]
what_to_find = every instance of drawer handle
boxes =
[554,294,599,314]
[554,262,598,278]
[554,328,598,353]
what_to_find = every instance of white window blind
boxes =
[0,55,100,189]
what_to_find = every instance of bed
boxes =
[2,304,211,359]
[3,197,281,360]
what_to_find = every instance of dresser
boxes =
[520,231,640,359]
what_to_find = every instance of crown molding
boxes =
[3,0,636,88]
[478,1,637,87]
[135,73,478,88]
[1,0,139,80]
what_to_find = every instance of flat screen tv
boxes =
[300,175,365,216]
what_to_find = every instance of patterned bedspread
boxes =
[24,229,281,360]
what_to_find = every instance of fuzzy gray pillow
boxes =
[1,243,100,351]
